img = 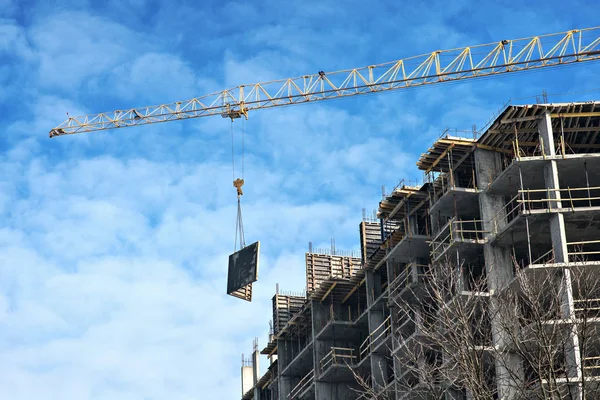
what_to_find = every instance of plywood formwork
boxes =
[378,184,431,251]
[479,101,600,157]
[416,136,476,173]
[272,294,306,336]
[275,303,312,338]
[305,253,360,295]
[360,221,382,264]
[378,185,429,224]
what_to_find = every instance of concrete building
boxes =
[240,101,600,400]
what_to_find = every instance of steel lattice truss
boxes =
[50,27,600,137]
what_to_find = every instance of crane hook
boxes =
[234,178,244,197]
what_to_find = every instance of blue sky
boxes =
[1,1,600,399]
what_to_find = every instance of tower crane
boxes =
[47,27,600,301]
[49,27,600,137]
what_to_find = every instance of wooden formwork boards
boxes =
[360,221,382,264]
[378,185,429,222]
[305,253,360,295]
[416,136,476,173]
[272,294,306,336]
[481,102,600,153]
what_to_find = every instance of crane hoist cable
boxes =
[232,118,246,251]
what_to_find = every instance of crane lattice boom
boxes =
[50,27,600,137]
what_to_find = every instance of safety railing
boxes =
[517,240,600,266]
[288,369,314,400]
[431,217,487,260]
[430,171,478,205]
[490,187,600,236]
[314,302,367,333]
[573,297,600,319]
[395,308,437,345]
[520,187,600,211]
[530,248,556,265]
[394,308,416,337]
[319,347,357,372]
[583,356,600,377]
[568,240,600,262]
[488,192,522,235]
[389,263,431,299]
[359,316,392,360]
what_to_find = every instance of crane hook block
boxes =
[233,178,244,196]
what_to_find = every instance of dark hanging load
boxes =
[227,241,260,301]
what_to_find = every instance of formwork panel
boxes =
[305,253,360,294]
[272,294,305,335]
[360,221,382,264]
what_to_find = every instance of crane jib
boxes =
[48,27,600,137]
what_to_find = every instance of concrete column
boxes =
[545,162,570,266]
[276,338,295,398]
[250,341,260,399]
[475,149,514,289]
[539,114,569,262]
[541,119,569,262]
[538,111,556,157]
[370,352,388,392]
[475,149,509,236]
[278,376,294,400]
[539,110,567,261]
[549,214,569,263]
[311,301,326,376]
[365,265,386,392]
[241,364,253,396]
[544,160,569,263]
[276,339,286,394]
[562,268,583,400]
[539,114,582,399]
[408,214,418,237]
[475,148,524,398]
[316,384,356,400]
[312,300,327,400]
[369,309,387,391]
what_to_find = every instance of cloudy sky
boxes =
[1,1,599,399]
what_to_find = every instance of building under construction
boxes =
[240,101,600,400]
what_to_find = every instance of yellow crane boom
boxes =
[49,27,600,137]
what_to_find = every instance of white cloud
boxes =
[2,2,600,400]
[0,20,33,60]
[104,52,204,103]
[31,12,137,91]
